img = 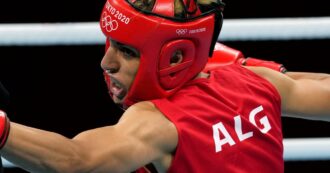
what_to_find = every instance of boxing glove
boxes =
[204,43,245,72]
[204,42,287,73]
[243,57,287,73]
[0,110,10,149]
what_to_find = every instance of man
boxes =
[0,0,329,172]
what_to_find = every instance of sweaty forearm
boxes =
[1,123,85,173]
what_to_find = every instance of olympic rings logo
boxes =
[176,29,188,35]
[101,12,118,32]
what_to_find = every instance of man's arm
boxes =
[0,102,177,173]
[286,71,330,81]
[247,67,330,122]
[282,71,330,121]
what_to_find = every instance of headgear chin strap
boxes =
[100,0,224,107]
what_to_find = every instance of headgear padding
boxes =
[100,0,224,106]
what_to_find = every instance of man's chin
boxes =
[112,95,126,105]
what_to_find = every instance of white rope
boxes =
[2,137,330,168]
[2,159,14,168]
[0,22,105,46]
[220,17,330,41]
[283,137,330,161]
[1,17,330,46]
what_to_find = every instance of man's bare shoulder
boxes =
[118,101,178,153]
[120,101,169,123]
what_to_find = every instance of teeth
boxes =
[108,76,126,100]
[111,81,124,99]
[109,76,122,89]
[113,81,121,88]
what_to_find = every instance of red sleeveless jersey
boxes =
[151,64,283,173]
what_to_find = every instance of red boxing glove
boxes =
[243,57,287,73]
[0,110,10,149]
[204,42,245,72]
[204,42,287,73]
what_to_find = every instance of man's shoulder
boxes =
[128,101,161,115]
[120,101,178,153]
[120,101,171,125]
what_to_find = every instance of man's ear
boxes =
[170,50,183,66]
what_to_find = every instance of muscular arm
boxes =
[247,67,330,121]
[1,102,177,173]
[283,71,330,121]
[286,71,330,81]
[1,123,86,173]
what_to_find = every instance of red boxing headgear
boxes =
[100,0,224,106]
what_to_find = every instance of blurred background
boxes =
[1,0,330,172]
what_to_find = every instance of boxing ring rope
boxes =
[1,17,330,168]
[1,17,330,46]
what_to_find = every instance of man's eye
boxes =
[121,47,139,58]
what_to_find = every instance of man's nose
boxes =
[101,47,120,73]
